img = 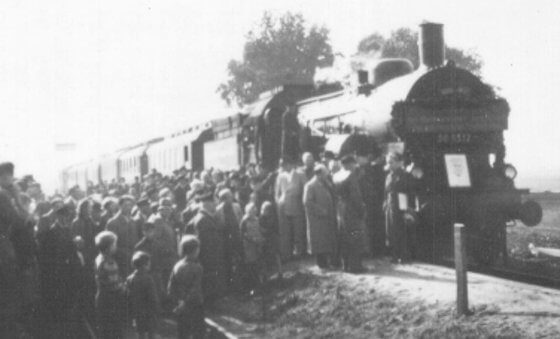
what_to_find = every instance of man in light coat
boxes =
[275,158,307,259]
[303,164,338,269]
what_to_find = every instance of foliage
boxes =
[357,27,483,74]
[218,12,334,106]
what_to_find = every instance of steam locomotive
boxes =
[246,23,542,264]
[60,22,542,265]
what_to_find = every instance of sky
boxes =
[1,0,560,192]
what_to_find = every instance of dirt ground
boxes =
[210,258,560,339]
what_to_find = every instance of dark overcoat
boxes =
[39,223,83,321]
[384,168,413,259]
[186,210,226,300]
[334,170,369,253]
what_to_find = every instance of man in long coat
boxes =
[185,192,226,302]
[39,204,85,338]
[333,155,368,273]
[384,152,414,263]
[215,189,243,288]
[106,195,138,277]
[275,158,307,259]
[303,164,338,269]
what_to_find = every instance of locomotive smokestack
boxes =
[419,22,445,68]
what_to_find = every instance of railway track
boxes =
[437,257,560,289]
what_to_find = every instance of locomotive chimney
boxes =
[419,22,445,68]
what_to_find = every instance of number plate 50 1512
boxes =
[437,133,472,143]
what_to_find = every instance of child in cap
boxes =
[126,251,159,339]
[168,235,205,339]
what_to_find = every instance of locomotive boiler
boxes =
[294,23,542,264]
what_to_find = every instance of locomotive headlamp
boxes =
[408,164,424,179]
[504,164,517,180]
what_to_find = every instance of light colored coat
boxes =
[275,169,306,216]
[303,176,338,255]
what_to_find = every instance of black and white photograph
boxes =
[1,0,560,338]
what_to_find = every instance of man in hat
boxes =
[150,198,178,292]
[215,188,243,288]
[303,164,338,269]
[185,191,226,301]
[106,195,139,277]
[38,203,85,338]
[356,145,386,257]
[333,155,367,273]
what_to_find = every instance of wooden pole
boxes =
[454,223,469,315]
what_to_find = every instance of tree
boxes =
[357,27,482,74]
[218,12,334,106]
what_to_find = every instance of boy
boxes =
[168,235,205,339]
[126,251,159,339]
[94,230,125,339]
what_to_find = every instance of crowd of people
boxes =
[0,148,417,339]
